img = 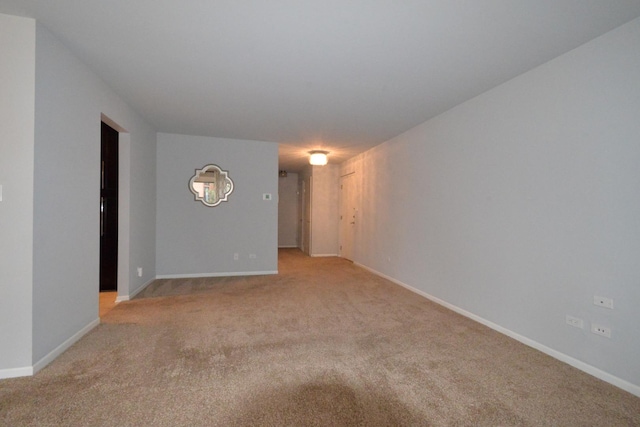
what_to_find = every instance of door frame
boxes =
[100,114,130,301]
[100,121,119,292]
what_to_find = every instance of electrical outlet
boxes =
[137,267,143,277]
[233,253,239,261]
[593,296,613,309]
[565,315,584,329]
[591,324,611,338]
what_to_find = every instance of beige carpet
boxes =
[2,249,639,426]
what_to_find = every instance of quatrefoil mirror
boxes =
[189,164,234,207]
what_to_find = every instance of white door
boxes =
[339,173,356,261]
[297,179,303,249]
[301,178,312,255]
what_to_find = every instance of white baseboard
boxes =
[355,262,640,398]
[156,270,278,279]
[310,253,338,257]
[0,366,34,379]
[116,277,155,302]
[31,318,100,375]
[278,245,299,248]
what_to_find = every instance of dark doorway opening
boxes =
[100,122,118,292]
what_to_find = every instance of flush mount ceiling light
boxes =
[309,150,329,166]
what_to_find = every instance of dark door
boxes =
[100,122,118,292]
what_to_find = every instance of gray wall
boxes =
[344,17,640,394]
[278,173,299,247]
[156,133,278,276]
[0,14,35,374]
[32,24,157,363]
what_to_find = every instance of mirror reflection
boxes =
[189,164,234,207]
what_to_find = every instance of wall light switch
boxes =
[566,315,584,329]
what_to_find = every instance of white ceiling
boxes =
[3,1,640,172]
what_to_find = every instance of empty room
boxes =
[1,1,639,425]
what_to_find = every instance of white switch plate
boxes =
[591,324,611,338]
[137,267,143,277]
[566,315,584,329]
[594,296,613,309]
[0,184,3,201]
[263,193,272,200]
